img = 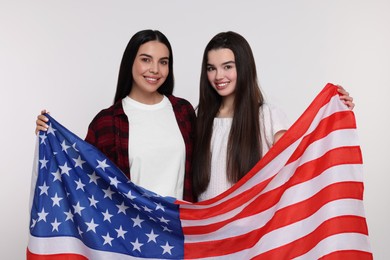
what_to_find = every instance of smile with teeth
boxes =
[145,77,159,84]
[215,81,229,90]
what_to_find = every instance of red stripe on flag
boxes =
[320,250,374,260]
[289,146,362,184]
[287,111,357,164]
[181,145,362,226]
[184,182,365,258]
[181,142,361,224]
[252,216,369,259]
[250,83,342,171]
[180,176,273,220]
[27,249,87,260]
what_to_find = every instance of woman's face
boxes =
[131,40,170,98]
[206,48,237,98]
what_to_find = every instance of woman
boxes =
[192,31,354,201]
[36,30,196,202]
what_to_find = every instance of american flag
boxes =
[27,83,372,259]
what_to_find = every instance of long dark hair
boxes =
[113,29,174,103]
[193,31,264,196]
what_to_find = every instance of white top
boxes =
[122,96,186,199]
[198,103,290,201]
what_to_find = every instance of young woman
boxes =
[192,31,354,201]
[35,30,196,202]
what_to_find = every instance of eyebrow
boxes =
[207,60,235,66]
[139,53,169,60]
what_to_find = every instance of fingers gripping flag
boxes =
[27,83,372,259]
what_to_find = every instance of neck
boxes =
[218,96,235,118]
[128,91,163,105]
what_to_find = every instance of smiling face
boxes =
[206,48,237,99]
[130,40,170,102]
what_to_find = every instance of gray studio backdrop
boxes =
[1,1,389,259]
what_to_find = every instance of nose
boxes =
[149,62,159,74]
[215,69,224,80]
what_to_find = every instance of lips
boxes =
[215,81,229,90]
[144,76,159,84]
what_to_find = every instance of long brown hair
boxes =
[193,31,264,196]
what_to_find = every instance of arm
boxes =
[274,130,287,144]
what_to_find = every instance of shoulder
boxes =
[260,103,286,119]
[260,102,290,131]
[167,95,193,107]
[166,95,195,112]
[260,102,278,113]
[89,101,124,126]
[166,95,196,127]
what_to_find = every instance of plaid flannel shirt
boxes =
[85,95,196,202]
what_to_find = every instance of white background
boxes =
[1,1,389,259]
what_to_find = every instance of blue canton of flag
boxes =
[29,115,184,259]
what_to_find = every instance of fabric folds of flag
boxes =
[27,83,372,259]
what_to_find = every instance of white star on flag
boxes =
[115,225,127,239]
[96,159,110,171]
[85,219,99,233]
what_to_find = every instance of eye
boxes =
[207,66,215,72]
[160,60,169,65]
[141,57,151,63]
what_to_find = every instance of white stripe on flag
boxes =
[294,233,372,259]
[28,235,164,260]
[182,128,360,228]
[195,199,366,260]
[184,164,363,242]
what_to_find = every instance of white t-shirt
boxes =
[122,96,185,199]
[198,103,290,201]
